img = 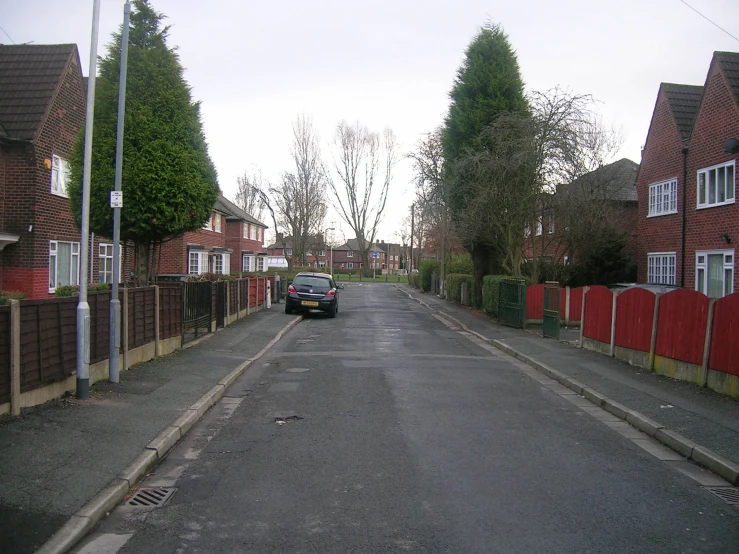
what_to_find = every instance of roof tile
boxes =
[0,44,77,141]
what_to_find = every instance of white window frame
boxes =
[212,253,224,274]
[347,250,354,257]
[249,225,257,240]
[242,255,254,272]
[647,252,676,285]
[697,161,735,209]
[49,240,80,292]
[50,154,70,197]
[257,256,265,272]
[98,243,122,284]
[535,217,543,236]
[648,178,678,217]
[348,262,354,269]
[243,224,249,239]
[188,251,208,275]
[696,249,734,298]
[213,213,222,233]
[203,213,212,231]
[285,248,292,256]
[524,224,531,238]
[548,215,555,234]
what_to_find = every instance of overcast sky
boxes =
[3,0,739,245]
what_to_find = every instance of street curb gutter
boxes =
[36,315,302,554]
[399,287,739,486]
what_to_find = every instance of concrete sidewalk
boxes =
[0,308,301,554]
[398,284,739,483]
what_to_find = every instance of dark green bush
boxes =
[419,260,439,292]
[446,252,473,275]
[0,290,24,305]
[445,273,473,303]
[54,285,80,297]
[408,272,419,289]
[482,275,531,315]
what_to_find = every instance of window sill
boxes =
[696,199,735,210]
[51,190,69,199]
[646,210,678,218]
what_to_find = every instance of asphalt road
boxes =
[75,283,739,553]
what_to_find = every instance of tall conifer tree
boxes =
[442,23,528,302]
[69,0,219,284]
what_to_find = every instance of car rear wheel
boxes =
[285,304,293,315]
[328,303,337,318]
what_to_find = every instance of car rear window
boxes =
[293,276,332,289]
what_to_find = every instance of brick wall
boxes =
[683,67,739,292]
[1,50,86,298]
[635,89,686,284]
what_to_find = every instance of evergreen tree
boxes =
[69,0,219,284]
[442,23,529,304]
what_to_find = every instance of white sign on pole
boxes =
[110,191,123,208]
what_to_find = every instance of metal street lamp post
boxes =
[325,227,335,277]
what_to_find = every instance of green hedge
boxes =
[446,252,473,275]
[446,273,474,303]
[408,272,419,288]
[0,290,24,305]
[419,260,439,292]
[482,275,531,315]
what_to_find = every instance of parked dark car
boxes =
[608,283,681,294]
[285,272,343,317]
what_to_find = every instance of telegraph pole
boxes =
[76,0,102,400]
[109,2,131,383]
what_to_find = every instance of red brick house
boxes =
[0,44,102,298]
[635,51,739,297]
[522,158,639,267]
[157,194,268,277]
[265,233,331,269]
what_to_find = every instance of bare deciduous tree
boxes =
[271,115,328,269]
[409,126,449,288]
[330,121,397,273]
[234,167,268,222]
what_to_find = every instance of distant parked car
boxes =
[608,283,681,294]
[285,272,343,317]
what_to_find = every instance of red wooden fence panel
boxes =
[19,298,76,392]
[655,289,708,366]
[708,292,739,377]
[582,286,613,344]
[559,288,566,320]
[228,281,238,314]
[239,279,248,311]
[526,284,545,320]
[569,287,585,323]
[257,277,264,305]
[249,277,257,308]
[614,288,655,353]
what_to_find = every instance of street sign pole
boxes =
[109,1,131,384]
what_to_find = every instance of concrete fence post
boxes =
[237,278,241,320]
[225,282,230,325]
[609,290,619,357]
[122,287,129,370]
[9,299,21,416]
[564,287,571,326]
[701,298,716,388]
[154,285,161,357]
[648,293,661,371]
[578,286,589,348]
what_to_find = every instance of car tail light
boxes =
[288,285,296,294]
[325,290,335,297]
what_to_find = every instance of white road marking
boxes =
[76,533,133,554]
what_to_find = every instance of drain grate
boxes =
[127,487,177,507]
[703,487,739,505]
